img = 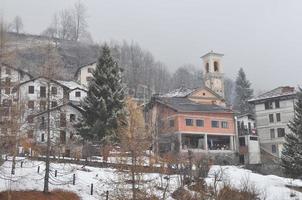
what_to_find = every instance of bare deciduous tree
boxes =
[39,44,63,193]
[74,0,87,42]
[113,98,152,200]
[11,16,23,34]
[42,1,88,42]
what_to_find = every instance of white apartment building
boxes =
[248,86,296,158]
[13,77,86,155]
[0,63,32,137]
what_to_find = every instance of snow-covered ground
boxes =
[0,158,301,200]
[206,165,302,200]
[0,158,179,200]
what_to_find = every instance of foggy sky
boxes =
[1,0,302,91]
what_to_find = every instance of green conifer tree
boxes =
[281,89,302,178]
[77,44,125,143]
[234,68,254,114]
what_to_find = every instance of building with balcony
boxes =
[146,51,238,163]
[236,113,261,164]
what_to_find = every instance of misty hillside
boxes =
[6,32,99,80]
[4,32,234,104]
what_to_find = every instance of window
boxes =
[181,134,205,149]
[169,119,174,127]
[5,68,11,75]
[276,113,281,122]
[40,101,46,111]
[277,128,285,137]
[51,87,57,95]
[40,117,45,129]
[269,114,274,123]
[211,120,219,128]
[70,114,76,122]
[41,133,45,142]
[275,100,280,108]
[40,86,46,97]
[272,145,277,153]
[270,129,275,139]
[88,68,94,73]
[60,131,66,144]
[185,119,193,126]
[214,61,219,72]
[28,86,34,94]
[5,88,10,94]
[196,119,204,127]
[75,91,81,97]
[250,136,258,141]
[28,101,34,109]
[206,63,209,73]
[60,113,66,127]
[265,101,273,110]
[51,101,57,108]
[221,121,228,128]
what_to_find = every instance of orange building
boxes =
[146,51,237,157]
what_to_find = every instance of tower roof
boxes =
[201,51,224,58]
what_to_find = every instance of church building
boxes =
[146,51,237,162]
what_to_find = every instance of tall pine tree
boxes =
[281,89,302,178]
[77,45,125,142]
[234,68,254,114]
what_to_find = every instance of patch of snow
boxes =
[205,165,302,200]
[57,80,87,91]
[161,88,193,97]
[0,159,178,200]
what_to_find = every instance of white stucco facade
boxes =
[75,62,96,87]
[236,114,261,164]
[249,87,296,158]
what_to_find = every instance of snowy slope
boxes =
[0,159,301,200]
[0,159,178,200]
[206,165,302,200]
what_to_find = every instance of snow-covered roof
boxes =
[160,87,194,98]
[56,80,87,91]
[249,86,296,103]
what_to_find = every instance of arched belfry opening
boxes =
[214,61,219,72]
[201,51,224,98]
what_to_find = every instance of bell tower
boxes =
[201,51,224,98]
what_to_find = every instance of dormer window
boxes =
[214,61,219,72]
